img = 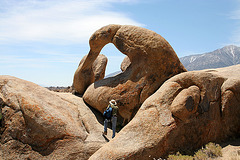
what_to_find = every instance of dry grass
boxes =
[168,152,194,160]
[167,142,222,160]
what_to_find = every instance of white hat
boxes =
[109,99,117,105]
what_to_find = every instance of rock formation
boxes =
[120,56,131,72]
[82,24,187,123]
[89,64,240,159]
[73,54,107,95]
[2,25,239,160]
[0,76,108,159]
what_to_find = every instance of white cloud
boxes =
[0,0,143,45]
[0,0,143,86]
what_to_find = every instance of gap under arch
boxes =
[100,43,125,78]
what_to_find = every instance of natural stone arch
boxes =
[82,24,187,123]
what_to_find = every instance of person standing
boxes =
[103,99,118,138]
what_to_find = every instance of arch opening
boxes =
[100,43,126,78]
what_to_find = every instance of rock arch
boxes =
[76,24,187,123]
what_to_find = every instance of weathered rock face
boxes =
[83,24,187,123]
[73,54,107,95]
[0,76,108,159]
[89,64,240,160]
[120,56,131,72]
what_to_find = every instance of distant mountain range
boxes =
[105,71,121,78]
[180,45,240,71]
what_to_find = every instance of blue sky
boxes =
[0,0,240,86]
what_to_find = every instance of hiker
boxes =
[103,99,119,138]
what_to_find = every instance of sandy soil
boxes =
[217,138,240,160]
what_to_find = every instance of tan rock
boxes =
[120,56,131,72]
[170,85,200,122]
[83,24,187,123]
[89,64,240,160]
[0,75,108,159]
[73,54,107,95]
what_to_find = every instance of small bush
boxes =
[194,142,222,159]
[166,142,222,160]
[194,149,208,160]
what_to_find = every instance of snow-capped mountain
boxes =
[180,45,240,71]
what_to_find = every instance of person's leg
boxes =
[103,119,108,135]
[111,116,117,138]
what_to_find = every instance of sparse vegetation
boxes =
[194,142,222,159]
[167,142,222,160]
[168,152,193,160]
